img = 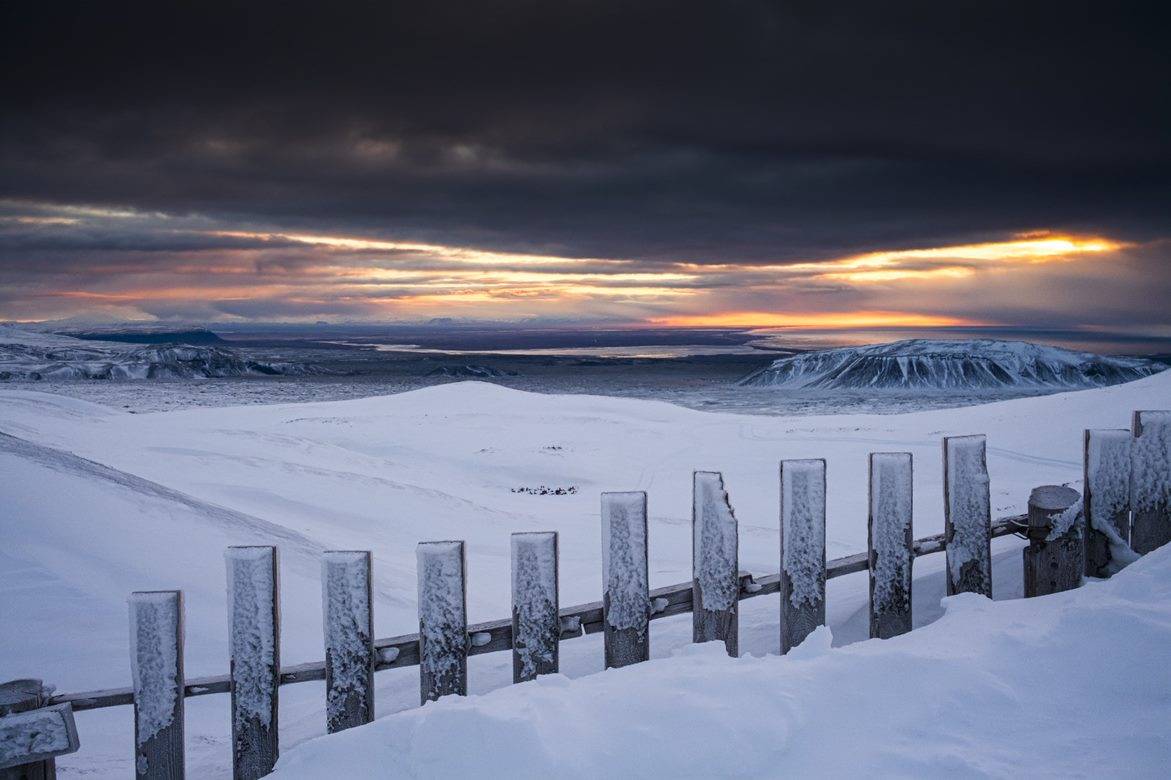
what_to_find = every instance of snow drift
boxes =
[739,338,1165,390]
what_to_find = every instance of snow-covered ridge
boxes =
[0,325,318,380]
[739,338,1166,390]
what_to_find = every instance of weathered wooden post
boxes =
[602,491,650,668]
[1131,410,1171,555]
[511,532,559,683]
[417,541,468,703]
[1023,485,1084,597]
[868,453,914,639]
[1084,429,1132,577]
[779,459,826,654]
[129,591,184,779]
[943,435,993,597]
[321,551,374,732]
[225,546,280,780]
[0,681,79,779]
[692,471,739,656]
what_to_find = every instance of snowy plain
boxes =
[2,370,1170,776]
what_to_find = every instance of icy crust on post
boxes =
[129,592,179,745]
[781,460,826,608]
[602,492,649,631]
[1087,430,1132,527]
[1046,502,1083,542]
[511,533,557,680]
[945,436,991,584]
[870,453,913,612]
[226,547,276,728]
[322,552,372,718]
[1132,411,1171,513]
[0,707,70,763]
[693,472,738,611]
[417,542,466,677]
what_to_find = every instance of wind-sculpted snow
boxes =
[693,472,739,612]
[129,593,180,745]
[602,492,649,630]
[740,339,1165,391]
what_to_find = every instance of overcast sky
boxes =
[1,2,1168,336]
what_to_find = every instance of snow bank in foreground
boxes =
[272,546,1171,778]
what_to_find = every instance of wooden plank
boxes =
[601,491,650,668]
[417,541,468,703]
[1023,485,1084,597]
[868,453,914,639]
[130,590,185,780]
[1131,410,1171,555]
[779,459,826,654]
[0,679,79,777]
[225,546,280,780]
[511,532,559,683]
[943,435,993,597]
[1084,429,1132,577]
[322,551,374,733]
[692,471,739,656]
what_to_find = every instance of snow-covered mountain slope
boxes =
[271,545,1171,778]
[2,372,1169,776]
[739,338,1166,390]
[0,325,317,380]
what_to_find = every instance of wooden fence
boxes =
[2,410,1169,779]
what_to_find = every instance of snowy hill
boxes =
[1,373,1169,775]
[739,338,1165,390]
[0,325,317,380]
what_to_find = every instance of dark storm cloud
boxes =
[2,1,1169,264]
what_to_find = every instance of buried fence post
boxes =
[943,435,993,598]
[511,532,560,683]
[417,541,468,703]
[322,551,375,733]
[129,591,185,780]
[692,472,739,656]
[602,492,650,668]
[868,453,914,639]
[0,680,80,779]
[1023,485,1084,598]
[225,546,280,780]
[1084,429,1133,577]
[1131,411,1171,555]
[779,459,826,654]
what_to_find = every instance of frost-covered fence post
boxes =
[0,679,79,778]
[868,453,913,639]
[602,492,650,668]
[129,591,184,780]
[1023,485,1084,597]
[511,532,559,683]
[1084,429,1133,577]
[692,472,738,656]
[322,551,374,733]
[943,435,992,597]
[1131,411,1171,555]
[417,541,468,703]
[225,546,280,780]
[779,459,826,654]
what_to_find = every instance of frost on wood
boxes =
[602,492,649,631]
[1046,501,1084,542]
[417,540,467,696]
[226,546,278,729]
[129,592,180,746]
[322,551,373,727]
[1086,429,1132,531]
[944,435,992,596]
[0,704,75,766]
[693,472,739,612]
[511,532,558,681]
[869,453,913,617]
[780,460,826,609]
[1131,411,1171,553]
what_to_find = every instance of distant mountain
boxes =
[64,328,228,346]
[738,339,1166,391]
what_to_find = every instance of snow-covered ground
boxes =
[2,370,1169,776]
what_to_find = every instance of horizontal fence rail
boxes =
[48,515,1025,713]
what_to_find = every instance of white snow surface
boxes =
[869,453,913,611]
[271,545,1171,778]
[692,472,739,611]
[601,492,649,630]
[2,372,1171,775]
[780,460,826,608]
[128,592,180,745]
[740,338,1165,390]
